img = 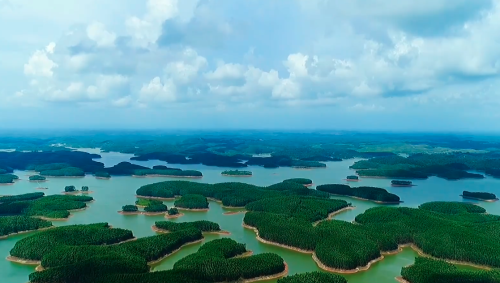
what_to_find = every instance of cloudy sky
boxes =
[1,0,499,131]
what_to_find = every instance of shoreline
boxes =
[326,193,403,204]
[303,183,313,187]
[95,177,111,180]
[243,262,288,283]
[224,210,247,215]
[221,174,253,177]
[175,207,209,212]
[313,206,355,226]
[233,250,254,258]
[29,180,47,183]
[6,256,40,265]
[0,182,14,186]
[132,174,202,179]
[311,252,384,274]
[148,238,204,266]
[344,179,360,182]
[136,195,175,201]
[118,211,142,215]
[42,175,85,178]
[460,195,499,202]
[152,225,231,235]
[0,226,55,240]
[395,277,410,283]
[61,191,93,195]
[33,206,88,221]
[165,213,184,219]
[243,224,313,254]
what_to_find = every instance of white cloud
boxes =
[23,42,58,77]
[111,95,132,107]
[138,76,176,103]
[126,0,179,47]
[164,47,207,83]
[86,74,129,100]
[205,62,245,80]
[86,22,116,47]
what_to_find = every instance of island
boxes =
[153,220,229,235]
[174,194,209,211]
[119,205,140,215]
[166,207,183,219]
[0,216,53,239]
[133,168,203,178]
[399,257,500,283]
[0,174,18,184]
[283,178,313,187]
[135,199,164,207]
[29,175,46,182]
[316,184,402,204]
[460,190,498,202]
[143,203,168,215]
[0,192,93,220]
[345,175,359,181]
[391,180,413,187]
[40,167,85,177]
[25,223,288,283]
[94,171,111,179]
[221,170,253,177]
[244,200,500,274]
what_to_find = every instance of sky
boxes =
[1,0,500,131]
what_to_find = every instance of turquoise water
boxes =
[1,149,498,283]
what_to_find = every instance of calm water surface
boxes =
[1,149,499,283]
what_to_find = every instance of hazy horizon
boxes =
[1,0,499,130]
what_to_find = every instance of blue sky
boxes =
[1,0,499,131]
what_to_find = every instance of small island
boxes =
[221,170,253,177]
[119,205,140,215]
[135,198,163,208]
[316,184,402,204]
[63,185,92,194]
[144,203,168,215]
[153,220,230,235]
[0,174,19,184]
[166,207,183,218]
[345,175,359,181]
[29,175,47,182]
[174,194,209,211]
[391,180,413,187]
[283,178,313,187]
[460,190,498,202]
[94,171,111,179]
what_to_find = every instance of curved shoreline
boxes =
[221,174,253,177]
[303,183,313,187]
[136,195,175,201]
[460,195,499,202]
[118,211,141,215]
[148,238,204,266]
[29,180,47,183]
[313,206,355,226]
[391,184,415,187]
[224,210,247,215]
[0,226,55,240]
[243,224,313,254]
[175,207,209,212]
[6,256,40,265]
[165,213,184,219]
[61,191,93,195]
[326,193,403,204]
[132,174,202,179]
[395,277,410,283]
[344,179,360,182]
[243,262,288,283]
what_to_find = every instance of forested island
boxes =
[94,171,111,179]
[17,222,288,283]
[120,200,169,215]
[391,180,413,187]
[345,175,359,181]
[0,216,53,239]
[349,154,497,180]
[29,175,46,181]
[0,192,93,220]
[460,190,498,202]
[0,173,18,184]
[316,184,402,204]
[133,168,202,178]
[136,180,328,208]
[221,170,253,177]
[153,220,229,235]
[244,200,500,273]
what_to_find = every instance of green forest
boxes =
[174,194,209,209]
[28,175,46,181]
[154,220,221,232]
[221,170,252,176]
[461,190,497,201]
[316,184,401,203]
[0,216,52,237]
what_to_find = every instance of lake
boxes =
[1,149,499,283]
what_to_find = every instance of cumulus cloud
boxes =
[138,76,176,103]
[23,42,58,77]
[86,22,116,47]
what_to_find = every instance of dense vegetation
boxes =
[135,199,163,207]
[144,203,168,213]
[283,178,313,185]
[136,180,328,208]
[277,272,347,283]
[0,174,18,183]
[10,223,134,260]
[82,186,89,192]
[462,190,497,200]
[94,171,111,178]
[0,193,93,219]
[316,184,401,203]
[0,151,104,173]
[0,216,52,237]
[391,180,412,186]
[103,162,149,175]
[168,207,179,215]
[134,169,202,177]
[132,152,249,168]
[401,257,500,283]
[155,220,221,232]
[350,153,499,180]
[245,200,500,271]
[122,205,138,212]
[221,170,252,176]
[29,175,46,181]
[65,185,76,192]
[174,194,209,209]
[346,175,358,180]
[40,167,85,177]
